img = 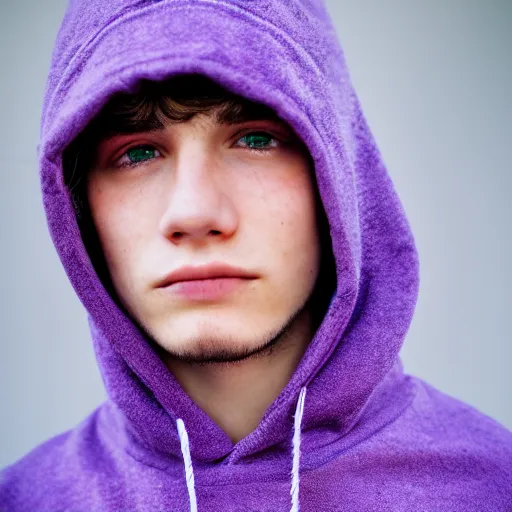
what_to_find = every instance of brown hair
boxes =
[62,73,336,327]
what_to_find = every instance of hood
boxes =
[39,0,419,468]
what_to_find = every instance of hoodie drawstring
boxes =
[290,386,307,512]
[176,386,307,512]
[176,418,198,512]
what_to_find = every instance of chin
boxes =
[149,310,291,364]
[156,328,273,364]
[140,295,311,364]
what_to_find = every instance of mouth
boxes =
[155,262,259,301]
[164,277,252,301]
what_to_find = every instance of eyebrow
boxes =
[214,101,283,126]
[96,99,287,143]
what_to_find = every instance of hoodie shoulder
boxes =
[0,429,75,511]
[415,377,512,451]
[0,405,120,512]
[401,377,512,496]
[325,376,512,509]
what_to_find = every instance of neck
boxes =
[164,308,314,443]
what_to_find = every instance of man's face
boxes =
[87,104,321,362]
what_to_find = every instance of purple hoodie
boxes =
[1,1,511,510]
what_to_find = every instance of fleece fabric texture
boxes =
[1,0,512,510]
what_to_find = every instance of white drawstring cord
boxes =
[177,387,307,512]
[290,386,307,512]
[177,418,198,512]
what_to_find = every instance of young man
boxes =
[1,1,511,511]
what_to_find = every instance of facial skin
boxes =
[85,100,326,442]
[87,109,322,365]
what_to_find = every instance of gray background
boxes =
[0,1,510,468]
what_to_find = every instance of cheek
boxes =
[86,174,158,279]
[243,163,321,276]
[283,184,321,272]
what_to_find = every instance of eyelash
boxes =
[114,131,280,169]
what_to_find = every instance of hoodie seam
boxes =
[124,448,303,487]
[44,0,325,135]
[122,435,300,486]
[124,448,296,487]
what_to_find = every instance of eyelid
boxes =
[234,127,290,150]
[105,143,161,170]
[234,130,280,150]
[233,122,288,140]
[106,137,163,166]
[112,139,159,159]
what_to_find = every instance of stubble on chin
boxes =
[146,300,310,366]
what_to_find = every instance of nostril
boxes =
[209,230,221,235]
[172,232,184,240]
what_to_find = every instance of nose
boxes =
[158,149,238,245]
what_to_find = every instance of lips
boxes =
[155,262,258,288]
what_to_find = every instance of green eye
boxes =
[126,145,158,164]
[241,132,276,150]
